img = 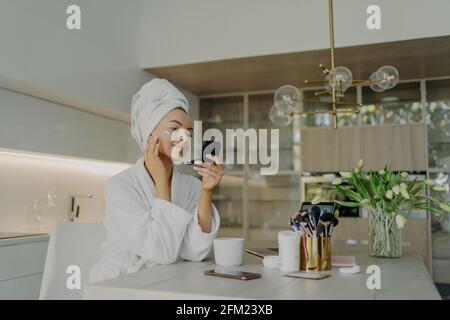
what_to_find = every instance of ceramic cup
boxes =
[213,238,244,267]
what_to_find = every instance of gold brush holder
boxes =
[299,236,331,271]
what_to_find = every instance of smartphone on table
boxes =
[204,269,261,280]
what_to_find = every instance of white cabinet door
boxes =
[0,240,48,299]
[0,273,43,300]
[0,241,48,281]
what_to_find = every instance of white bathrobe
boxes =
[89,157,220,283]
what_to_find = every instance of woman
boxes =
[90,79,223,283]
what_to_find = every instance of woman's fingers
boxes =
[194,168,223,182]
[147,135,158,155]
[154,142,160,157]
[193,165,222,176]
[197,171,218,181]
[194,164,219,174]
[195,162,224,175]
[207,155,225,171]
[207,154,222,165]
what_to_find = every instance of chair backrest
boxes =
[39,222,105,300]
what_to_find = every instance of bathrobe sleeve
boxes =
[179,177,220,262]
[104,179,194,265]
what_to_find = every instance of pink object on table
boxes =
[331,255,356,267]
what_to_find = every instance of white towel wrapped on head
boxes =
[131,78,189,150]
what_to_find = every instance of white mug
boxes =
[213,238,244,267]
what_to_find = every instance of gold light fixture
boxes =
[270,0,399,129]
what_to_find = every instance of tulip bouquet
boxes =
[327,159,450,258]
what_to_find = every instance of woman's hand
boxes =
[193,155,224,191]
[195,155,224,233]
[144,135,171,201]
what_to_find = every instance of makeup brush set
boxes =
[290,202,339,271]
[290,203,339,238]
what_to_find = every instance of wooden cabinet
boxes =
[301,127,360,172]
[361,124,427,171]
[301,124,427,172]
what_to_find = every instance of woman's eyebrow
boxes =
[168,120,192,130]
[169,120,194,131]
[168,120,182,125]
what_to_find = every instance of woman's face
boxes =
[150,108,193,161]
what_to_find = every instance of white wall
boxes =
[0,0,199,162]
[140,0,450,68]
[0,149,131,232]
[0,0,199,115]
[0,0,155,113]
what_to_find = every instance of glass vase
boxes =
[368,208,402,258]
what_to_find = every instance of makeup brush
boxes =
[290,218,302,236]
[293,212,304,224]
[300,222,312,237]
[311,205,322,226]
[320,212,334,237]
[316,222,325,237]
[329,216,339,236]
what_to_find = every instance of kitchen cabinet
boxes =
[199,96,245,237]
[300,124,426,172]
[201,93,302,241]
[300,127,360,172]
[0,234,49,299]
[199,79,449,267]
[302,87,358,128]
[361,124,427,171]
[426,79,450,284]
[0,87,137,163]
[360,82,422,126]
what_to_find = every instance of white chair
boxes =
[39,222,105,300]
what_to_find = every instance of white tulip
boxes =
[396,214,407,229]
[385,190,393,199]
[439,203,450,212]
[399,184,409,199]
[379,170,386,175]
[393,185,400,195]
[332,178,343,185]
[401,172,409,178]
[358,159,364,169]
[339,171,352,179]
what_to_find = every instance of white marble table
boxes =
[83,244,441,300]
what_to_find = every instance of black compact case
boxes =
[189,139,221,164]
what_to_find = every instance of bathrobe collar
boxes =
[133,156,181,206]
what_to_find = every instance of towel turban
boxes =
[131,78,189,150]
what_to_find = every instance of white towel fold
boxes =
[131,78,189,150]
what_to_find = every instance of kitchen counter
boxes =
[83,243,441,300]
[0,232,49,247]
